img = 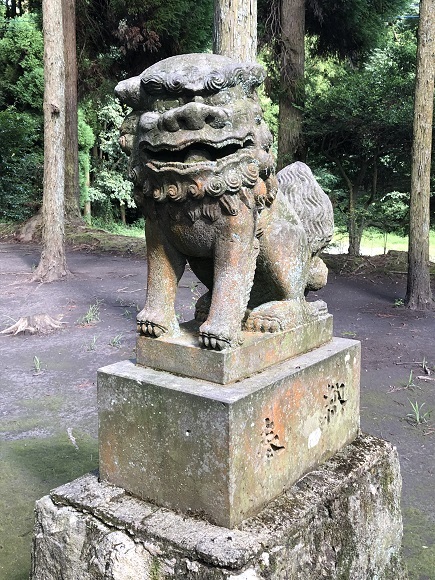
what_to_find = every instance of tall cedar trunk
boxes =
[62,0,81,223]
[213,0,257,61]
[277,0,305,170]
[405,0,434,309]
[33,0,69,282]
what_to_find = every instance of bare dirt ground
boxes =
[0,240,434,580]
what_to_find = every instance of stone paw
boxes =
[198,321,243,351]
[198,332,231,351]
[137,307,178,338]
[137,320,167,338]
[244,300,307,333]
[244,314,283,333]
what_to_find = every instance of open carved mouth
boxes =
[141,137,255,169]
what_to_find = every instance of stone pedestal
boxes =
[136,314,333,384]
[31,434,406,580]
[98,337,360,528]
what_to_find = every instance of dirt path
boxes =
[0,242,434,579]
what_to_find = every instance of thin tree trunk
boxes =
[63,0,82,223]
[33,0,69,282]
[348,186,363,257]
[83,162,91,221]
[120,203,126,225]
[213,0,257,61]
[406,0,434,310]
[277,0,305,170]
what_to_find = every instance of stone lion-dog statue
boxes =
[115,53,333,351]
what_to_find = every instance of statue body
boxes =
[115,54,333,350]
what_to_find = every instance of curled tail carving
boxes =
[277,161,334,256]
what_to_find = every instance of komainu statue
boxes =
[115,54,334,351]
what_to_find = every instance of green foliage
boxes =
[76,0,213,93]
[304,26,417,243]
[85,98,134,219]
[305,0,412,61]
[78,109,95,206]
[0,109,43,221]
[0,13,43,111]
[0,14,44,222]
[369,191,409,236]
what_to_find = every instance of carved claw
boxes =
[244,314,284,333]
[198,332,230,351]
[244,300,310,333]
[137,320,167,338]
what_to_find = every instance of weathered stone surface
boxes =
[115,53,334,351]
[136,314,333,384]
[31,434,407,579]
[98,338,360,527]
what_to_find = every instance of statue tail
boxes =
[277,161,334,256]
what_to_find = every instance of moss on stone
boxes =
[402,507,435,579]
[0,431,97,580]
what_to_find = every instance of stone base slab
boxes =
[98,338,360,527]
[31,435,406,580]
[136,314,333,384]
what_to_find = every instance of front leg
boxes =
[199,211,258,350]
[138,219,186,338]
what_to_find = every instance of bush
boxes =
[0,109,43,221]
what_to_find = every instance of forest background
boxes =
[1,0,432,258]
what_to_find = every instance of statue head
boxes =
[115,54,277,212]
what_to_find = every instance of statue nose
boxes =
[159,103,230,132]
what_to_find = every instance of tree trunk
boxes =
[405,0,434,310]
[213,0,257,61]
[83,162,91,221]
[348,187,363,257]
[33,0,69,282]
[120,203,126,225]
[277,0,305,170]
[62,0,82,223]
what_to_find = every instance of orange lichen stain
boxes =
[99,431,119,479]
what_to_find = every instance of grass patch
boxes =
[90,218,145,238]
[66,224,147,257]
[330,229,435,261]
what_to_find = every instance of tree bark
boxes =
[405,0,434,310]
[213,0,257,61]
[33,0,69,282]
[62,0,82,223]
[277,0,305,170]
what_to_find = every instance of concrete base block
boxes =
[31,434,407,580]
[98,338,360,527]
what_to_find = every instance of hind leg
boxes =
[245,193,312,332]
